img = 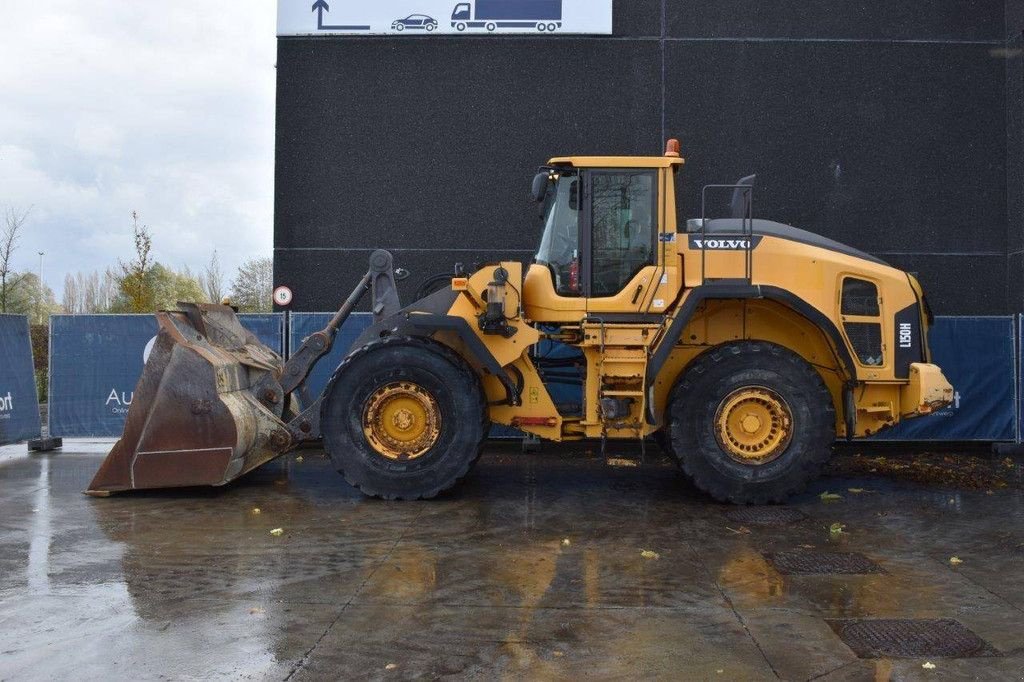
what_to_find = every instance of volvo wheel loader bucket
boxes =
[86,303,293,495]
[86,250,404,496]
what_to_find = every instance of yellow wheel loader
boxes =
[87,140,953,504]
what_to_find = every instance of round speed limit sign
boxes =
[273,286,293,307]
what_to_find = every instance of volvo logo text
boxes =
[688,235,763,251]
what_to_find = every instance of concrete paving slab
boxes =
[0,442,1021,680]
[293,603,777,681]
[0,592,342,680]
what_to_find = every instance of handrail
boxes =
[699,183,755,285]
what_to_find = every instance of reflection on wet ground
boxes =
[0,441,1022,680]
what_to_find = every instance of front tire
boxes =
[668,342,835,504]
[321,337,487,500]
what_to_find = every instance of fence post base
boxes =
[28,437,63,453]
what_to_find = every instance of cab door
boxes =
[583,169,677,316]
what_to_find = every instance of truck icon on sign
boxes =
[451,0,563,32]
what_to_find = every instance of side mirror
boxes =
[569,180,580,211]
[531,173,549,203]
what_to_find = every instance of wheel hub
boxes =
[714,387,793,465]
[362,382,441,460]
[740,414,762,434]
[392,409,415,432]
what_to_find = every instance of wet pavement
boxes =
[0,441,1022,681]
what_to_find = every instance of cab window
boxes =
[535,175,582,296]
[590,171,656,297]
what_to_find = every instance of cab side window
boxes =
[590,171,656,297]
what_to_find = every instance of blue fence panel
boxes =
[238,313,286,355]
[45,312,1021,443]
[0,315,42,444]
[49,313,286,439]
[870,316,1017,442]
[288,313,374,399]
[49,315,156,438]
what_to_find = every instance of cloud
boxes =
[0,0,276,292]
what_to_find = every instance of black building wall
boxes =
[1008,0,1024,312]
[276,2,1017,315]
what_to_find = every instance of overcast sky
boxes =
[0,1,277,296]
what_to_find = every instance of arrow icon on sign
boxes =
[312,0,370,31]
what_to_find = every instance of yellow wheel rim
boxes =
[714,387,793,465]
[362,382,441,460]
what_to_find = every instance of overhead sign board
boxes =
[277,0,613,36]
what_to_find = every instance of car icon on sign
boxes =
[392,14,439,31]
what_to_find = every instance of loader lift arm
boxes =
[272,250,402,399]
[276,250,403,442]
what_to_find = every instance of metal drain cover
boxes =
[726,507,806,526]
[828,619,998,658]
[765,551,884,575]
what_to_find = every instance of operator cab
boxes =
[534,168,657,299]
[523,145,684,323]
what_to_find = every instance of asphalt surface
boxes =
[0,441,1022,681]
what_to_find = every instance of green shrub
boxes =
[35,369,47,404]
[29,325,48,372]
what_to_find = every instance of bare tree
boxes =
[101,269,117,311]
[116,211,155,313]
[202,250,225,304]
[62,273,78,313]
[1,206,31,313]
[82,271,100,312]
[229,257,274,312]
[63,271,105,314]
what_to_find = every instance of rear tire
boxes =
[668,341,835,504]
[321,336,487,500]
